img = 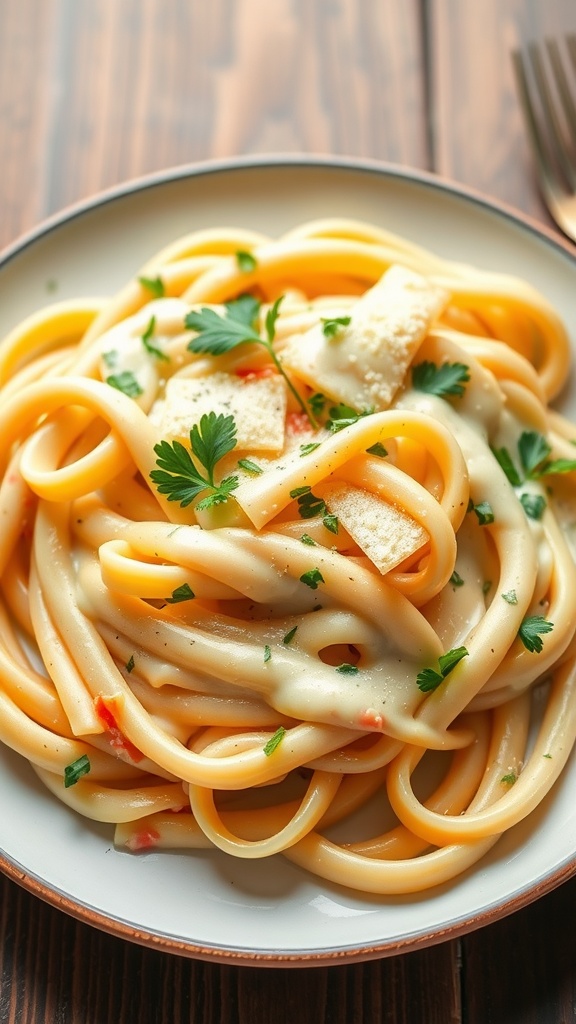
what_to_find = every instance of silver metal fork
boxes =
[512,36,576,243]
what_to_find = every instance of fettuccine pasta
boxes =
[1,217,575,895]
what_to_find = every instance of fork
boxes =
[512,36,576,243]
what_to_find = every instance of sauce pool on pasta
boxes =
[0,217,575,894]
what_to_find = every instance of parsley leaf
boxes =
[518,431,551,478]
[283,626,298,644]
[150,412,239,509]
[471,500,494,525]
[106,371,143,398]
[492,446,522,486]
[416,646,469,692]
[326,403,373,432]
[366,442,388,458]
[289,486,339,534]
[300,568,325,589]
[321,316,351,338]
[518,615,554,653]
[263,726,286,756]
[237,458,263,475]
[138,275,165,298]
[64,754,91,788]
[185,296,315,425]
[236,250,257,273]
[165,583,195,603]
[141,315,169,361]
[520,492,546,520]
[412,361,470,398]
[308,392,326,417]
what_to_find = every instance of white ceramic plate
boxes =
[1,157,576,966]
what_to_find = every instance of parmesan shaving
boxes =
[281,264,448,410]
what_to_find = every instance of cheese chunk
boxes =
[322,481,429,574]
[281,265,448,411]
[150,371,288,452]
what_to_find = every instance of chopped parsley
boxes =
[412,361,470,398]
[126,654,135,673]
[138,274,165,298]
[237,458,263,475]
[235,250,258,273]
[263,726,286,756]
[501,772,517,786]
[502,589,518,605]
[299,442,321,456]
[106,371,143,398]
[289,486,338,534]
[321,315,351,338]
[517,615,554,653]
[366,442,387,458]
[326,403,373,433]
[519,493,547,520]
[300,533,317,546]
[64,754,91,788]
[300,568,325,590]
[470,500,494,526]
[335,663,359,675]
[185,295,314,425]
[141,315,169,361]
[450,571,464,587]
[493,430,576,493]
[263,645,272,663]
[416,646,469,693]
[308,392,326,417]
[151,411,239,509]
[165,583,195,603]
[282,626,298,644]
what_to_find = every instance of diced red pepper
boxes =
[95,696,144,762]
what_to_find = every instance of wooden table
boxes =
[2,2,576,1021]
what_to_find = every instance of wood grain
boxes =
[429,0,576,219]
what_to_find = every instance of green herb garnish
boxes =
[141,315,169,361]
[185,295,314,425]
[126,654,135,673]
[151,412,239,509]
[326,403,373,433]
[412,361,470,398]
[321,316,351,338]
[470,500,494,526]
[235,250,258,273]
[238,458,263,475]
[106,371,143,398]
[416,646,469,693]
[300,568,325,590]
[366,442,388,458]
[289,486,338,534]
[518,615,554,653]
[264,645,272,663]
[502,590,518,605]
[283,626,298,645]
[450,571,464,587]
[165,583,195,603]
[138,275,165,298]
[64,754,91,788]
[263,726,286,756]
[335,663,359,675]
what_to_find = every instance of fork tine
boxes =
[547,37,576,134]
[512,37,576,241]
[512,48,564,204]
[527,40,576,191]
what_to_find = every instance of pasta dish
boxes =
[1,216,575,895]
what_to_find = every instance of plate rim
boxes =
[2,153,576,967]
